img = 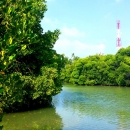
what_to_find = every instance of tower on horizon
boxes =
[116,20,122,51]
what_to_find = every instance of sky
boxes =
[41,0,130,58]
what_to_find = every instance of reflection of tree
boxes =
[117,111,130,130]
[2,107,63,130]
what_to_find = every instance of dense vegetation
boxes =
[0,0,66,113]
[0,0,129,116]
[61,46,130,87]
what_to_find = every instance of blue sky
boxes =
[41,0,130,58]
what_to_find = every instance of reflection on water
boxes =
[53,85,130,130]
[2,85,130,130]
[2,107,62,130]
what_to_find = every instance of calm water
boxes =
[1,85,130,130]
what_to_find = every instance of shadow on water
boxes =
[53,85,130,130]
[1,106,63,130]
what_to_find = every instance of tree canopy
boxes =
[61,46,130,87]
[0,0,65,112]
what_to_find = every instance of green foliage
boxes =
[0,0,47,70]
[61,46,130,87]
[0,80,4,130]
[0,0,65,112]
[78,75,86,85]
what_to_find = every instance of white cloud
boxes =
[41,19,105,58]
[42,18,86,38]
[61,27,85,38]
[54,38,105,58]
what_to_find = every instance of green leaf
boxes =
[0,88,4,93]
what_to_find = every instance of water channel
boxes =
[2,84,130,130]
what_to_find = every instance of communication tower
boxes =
[116,20,121,50]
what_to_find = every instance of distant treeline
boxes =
[61,46,130,87]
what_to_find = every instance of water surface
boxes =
[53,85,130,130]
[2,85,130,130]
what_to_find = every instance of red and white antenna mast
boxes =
[116,20,121,51]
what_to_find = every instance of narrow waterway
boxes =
[2,85,130,130]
